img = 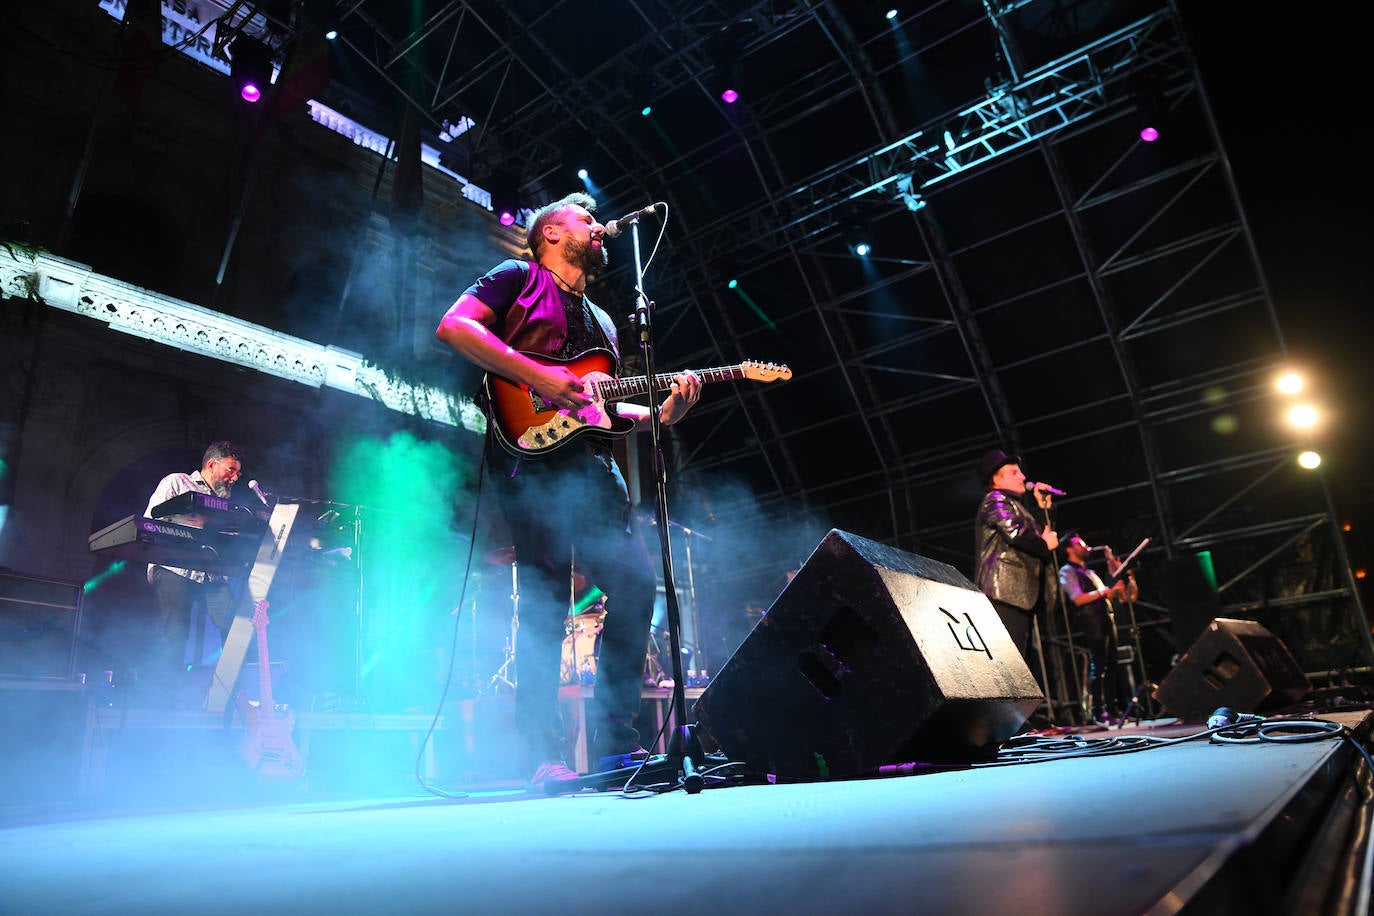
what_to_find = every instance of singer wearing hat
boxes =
[973,448,1059,662]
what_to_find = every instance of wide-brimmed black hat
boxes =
[977,448,1020,486]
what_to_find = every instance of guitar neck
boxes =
[256,624,274,714]
[598,365,747,402]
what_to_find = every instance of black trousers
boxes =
[990,597,1051,703]
[991,598,1039,660]
[491,444,657,768]
[1079,605,1120,717]
[148,567,235,687]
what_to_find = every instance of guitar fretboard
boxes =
[598,365,750,402]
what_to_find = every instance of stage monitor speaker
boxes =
[1153,617,1311,722]
[692,529,1043,779]
[0,570,83,680]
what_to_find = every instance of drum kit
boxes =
[477,517,709,693]
[480,543,605,692]
[561,602,606,686]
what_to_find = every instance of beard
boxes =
[563,235,609,274]
[209,478,233,498]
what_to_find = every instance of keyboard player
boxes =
[141,441,248,704]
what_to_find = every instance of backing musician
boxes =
[141,440,246,705]
[1058,532,1139,725]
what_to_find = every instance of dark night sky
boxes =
[1178,5,1372,523]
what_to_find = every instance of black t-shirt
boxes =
[464,259,609,360]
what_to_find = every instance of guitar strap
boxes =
[587,301,619,360]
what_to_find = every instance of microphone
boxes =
[1026,481,1067,496]
[1206,707,1264,729]
[247,480,270,506]
[603,203,661,238]
[1088,545,1111,553]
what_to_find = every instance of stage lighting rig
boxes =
[229,35,275,103]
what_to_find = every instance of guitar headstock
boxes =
[740,360,792,383]
[251,598,270,630]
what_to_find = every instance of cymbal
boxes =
[484,545,516,566]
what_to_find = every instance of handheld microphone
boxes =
[603,203,662,238]
[247,480,270,506]
[1206,707,1264,729]
[1026,481,1067,496]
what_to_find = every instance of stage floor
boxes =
[2,704,1371,915]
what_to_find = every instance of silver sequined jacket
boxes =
[974,489,1057,611]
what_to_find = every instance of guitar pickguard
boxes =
[515,371,620,453]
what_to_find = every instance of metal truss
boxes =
[324,0,1368,683]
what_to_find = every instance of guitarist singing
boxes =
[435,192,702,793]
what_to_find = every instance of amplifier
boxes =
[0,570,83,679]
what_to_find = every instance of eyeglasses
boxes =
[214,460,243,477]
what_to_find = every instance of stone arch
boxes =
[65,420,273,577]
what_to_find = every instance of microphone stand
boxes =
[1106,540,1157,726]
[628,212,706,793]
[1027,493,1059,726]
[570,210,706,794]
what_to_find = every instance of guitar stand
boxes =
[1112,586,1160,728]
[1117,679,1160,728]
[1113,622,1160,728]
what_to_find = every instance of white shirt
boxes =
[144,470,222,584]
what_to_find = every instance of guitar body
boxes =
[236,695,306,782]
[484,348,635,456]
[235,599,306,783]
[484,348,793,458]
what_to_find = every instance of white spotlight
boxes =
[1298,450,1322,469]
[1287,404,1319,429]
[1276,372,1303,395]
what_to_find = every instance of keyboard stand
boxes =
[204,502,301,713]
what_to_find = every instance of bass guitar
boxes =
[235,599,306,782]
[484,348,792,457]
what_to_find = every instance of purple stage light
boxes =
[499,210,516,226]
[1139,125,1159,142]
[721,88,739,104]
[241,83,262,103]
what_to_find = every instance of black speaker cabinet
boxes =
[692,529,1043,779]
[0,677,90,805]
[1153,618,1311,722]
[0,570,83,680]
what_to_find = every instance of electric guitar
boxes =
[235,599,306,782]
[484,348,792,457]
